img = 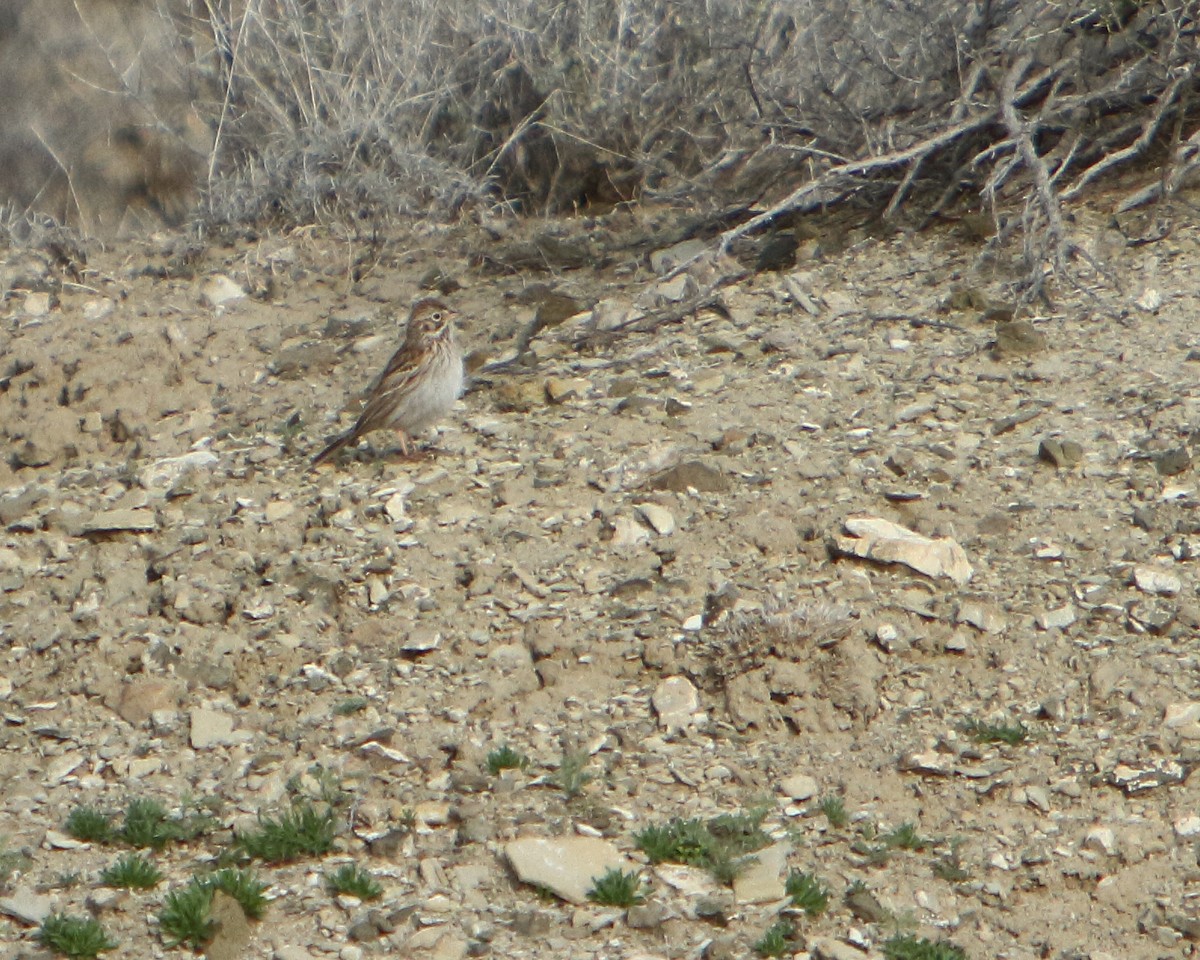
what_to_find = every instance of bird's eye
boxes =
[431,312,443,321]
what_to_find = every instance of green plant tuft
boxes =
[552,749,593,798]
[38,913,117,958]
[205,867,269,919]
[237,802,336,863]
[785,870,830,917]
[753,919,796,957]
[634,809,771,885]
[0,841,31,891]
[587,867,648,907]
[882,933,968,960]
[100,853,162,890]
[486,744,530,775]
[326,863,383,901]
[119,798,176,849]
[932,838,971,882]
[158,882,216,950]
[287,764,350,808]
[880,822,931,851]
[65,807,114,844]
[818,795,849,829]
[962,718,1030,745]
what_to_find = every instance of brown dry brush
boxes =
[188,0,1200,297]
[714,0,1200,301]
[5,0,1197,294]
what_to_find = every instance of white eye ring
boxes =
[431,312,443,321]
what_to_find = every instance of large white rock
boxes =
[505,836,628,904]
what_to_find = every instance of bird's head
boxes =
[405,298,456,346]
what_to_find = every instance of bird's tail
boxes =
[311,431,352,467]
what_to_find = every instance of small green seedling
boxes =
[818,795,848,828]
[785,870,830,917]
[587,867,648,907]
[552,750,594,798]
[880,822,931,851]
[932,838,971,882]
[119,798,176,849]
[65,807,114,844]
[206,868,269,919]
[326,863,383,900]
[753,919,796,957]
[635,809,771,885]
[486,744,530,775]
[100,853,162,889]
[962,718,1029,746]
[882,933,968,960]
[158,882,216,950]
[38,913,117,958]
[236,802,336,863]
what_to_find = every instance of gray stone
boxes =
[779,774,819,801]
[732,841,790,903]
[626,902,668,929]
[189,707,235,748]
[636,502,676,536]
[206,891,253,960]
[505,836,627,905]
[1037,605,1077,631]
[79,508,157,534]
[651,675,700,733]
[0,886,56,924]
[812,937,876,960]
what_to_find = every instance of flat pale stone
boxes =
[44,830,87,850]
[1164,702,1200,728]
[652,863,722,897]
[273,947,315,960]
[545,377,589,404]
[201,274,247,308]
[1134,565,1181,596]
[650,238,708,273]
[139,451,219,490]
[636,503,676,536]
[0,886,56,924]
[429,933,469,960]
[45,752,84,784]
[837,515,973,585]
[654,274,693,301]
[385,492,408,522]
[83,298,114,322]
[651,676,700,733]
[811,938,874,960]
[1082,826,1118,856]
[956,600,1008,634]
[779,774,819,801]
[190,707,235,749]
[265,500,295,523]
[505,836,627,904]
[733,841,790,904]
[1037,605,1077,631]
[80,508,157,534]
[23,291,50,317]
[126,757,164,779]
[115,679,181,725]
[611,516,650,548]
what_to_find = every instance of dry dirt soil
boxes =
[1,202,1199,960]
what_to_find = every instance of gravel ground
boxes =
[1,204,1199,960]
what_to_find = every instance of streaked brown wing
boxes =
[351,347,425,435]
